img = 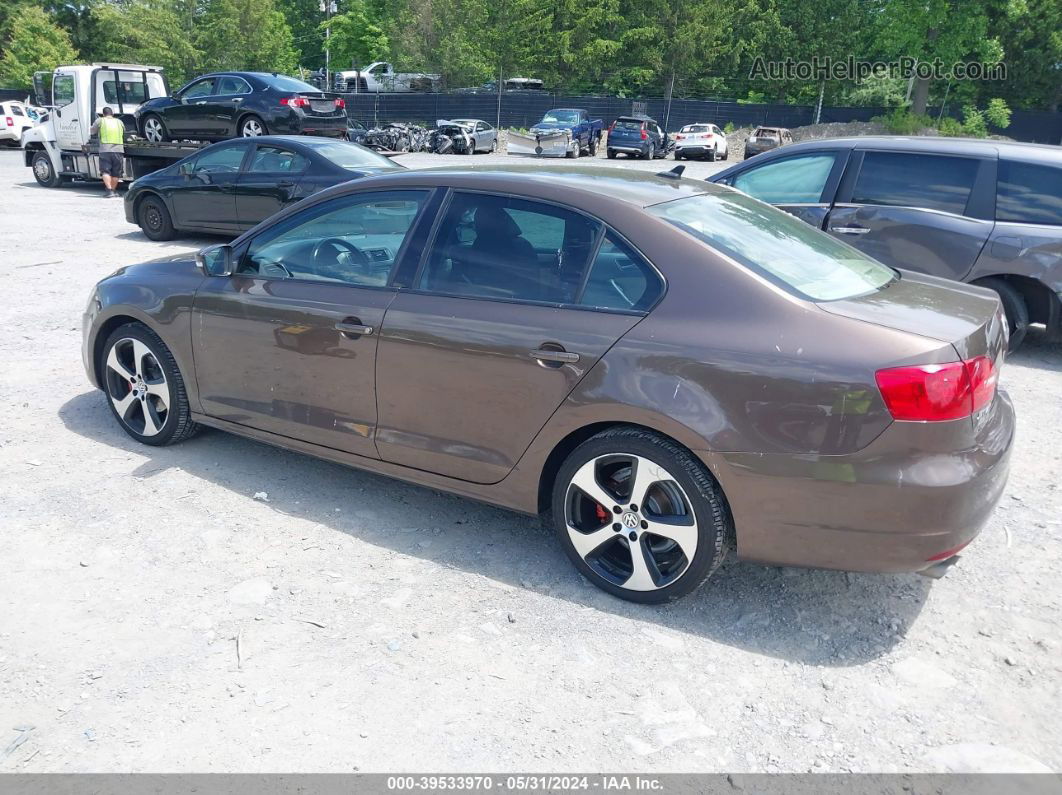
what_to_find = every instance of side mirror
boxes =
[196,244,234,276]
[178,162,193,176]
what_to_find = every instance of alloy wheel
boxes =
[564,454,698,592]
[241,118,264,137]
[104,337,171,437]
[143,117,164,142]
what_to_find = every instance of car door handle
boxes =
[530,348,579,364]
[830,226,870,235]
[335,321,374,337]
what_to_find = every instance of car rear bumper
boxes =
[287,115,347,137]
[608,144,647,154]
[676,145,711,155]
[707,390,1015,573]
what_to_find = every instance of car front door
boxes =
[168,78,216,137]
[235,143,311,229]
[169,142,248,230]
[726,150,848,230]
[825,149,994,281]
[191,189,434,456]
[374,191,660,484]
[202,75,251,137]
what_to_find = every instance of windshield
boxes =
[682,125,709,133]
[542,110,579,124]
[299,140,403,171]
[266,74,321,93]
[648,192,895,301]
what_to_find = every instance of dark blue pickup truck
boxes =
[508,108,604,158]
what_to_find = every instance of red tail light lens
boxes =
[640,129,648,140]
[875,356,997,421]
[675,134,684,140]
[280,97,310,108]
[5,117,12,127]
[334,98,345,109]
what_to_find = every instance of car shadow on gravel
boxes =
[1007,330,1062,372]
[59,390,930,666]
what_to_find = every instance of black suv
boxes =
[711,136,1062,349]
[135,72,347,143]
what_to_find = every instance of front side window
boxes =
[852,151,979,215]
[217,76,251,95]
[241,190,428,285]
[188,144,247,174]
[53,75,75,107]
[649,191,895,302]
[248,145,308,174]
[996,160,1062,226]
[732,153,837,204]
[580,233,662,312]
[181,79,215,99]
[417,193,600,304]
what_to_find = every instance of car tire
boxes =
[674,149,683,160]
[99,322,200,447]
[551,426,732,604]
[137,194,176,242]
[566,142,577,159]
[721,145,729,160]
[589,136,598,156]
[743,148,752,160]
[142,114,168,143]
[31,151,61,187]
[490,137,497,153]
[978,277,1029,351]
[606,149,616,159]
[707,148,716,162]
[239,115,266,137]
[643,143,654,160]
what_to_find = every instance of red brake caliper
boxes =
[595,504,609,523]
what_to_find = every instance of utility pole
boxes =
[321,0,337,89]
[496,63,503,130]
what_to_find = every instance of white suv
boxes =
[0,101,39,147]
[673,123,728,162]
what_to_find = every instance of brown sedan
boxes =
[82,165,1015,603]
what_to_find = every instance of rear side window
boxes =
[218,76,251,95]
[10,105,24,116]
[649,191,895,302]
[248,145,308,173]
[732,153,837,204]
[580,233,662,312]
[852,151,979,215]
[996,160,1062,226]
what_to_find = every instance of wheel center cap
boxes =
[621,511,639,529]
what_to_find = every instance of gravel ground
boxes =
[1,147,1060,774]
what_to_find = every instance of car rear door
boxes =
[373,191,660,484]
[169,141,248,230]
[825,148,994,282]
[192,189,437,456]
[725,149,849,230]
[235,143,311,229]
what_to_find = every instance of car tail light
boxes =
[280,97,310,108]
[640,129,648,140]
[675,134,684,140]
[4,117,12,127]
[608,122,615,133]
[334,98,345,109]
[875,356,997,421]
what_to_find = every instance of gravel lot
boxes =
[1,147,1060,774]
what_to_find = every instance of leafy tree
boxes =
[278,0,325,68]
[88,0,201,85]
[197,0,298,74]
[325,0,388,71]
[988,0,1062,111]
[0,5,77,89]
[985,97,1011,128]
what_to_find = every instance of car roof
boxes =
[616,115,657,123]
[772,135,1062,161]
[320,164,715,209]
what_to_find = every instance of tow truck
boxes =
[23,63,209,188]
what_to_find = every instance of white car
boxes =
[0,101,39,147]
[673,122,728,162]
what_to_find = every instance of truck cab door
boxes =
[51,70,84,151]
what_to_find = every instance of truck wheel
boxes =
[137,195,176,242]
[142,114,167,143]
[589,136,598,156]
[566,142,577,159]
[977,277,1029,351]
[32,151,60,188]
[607,149,616,159]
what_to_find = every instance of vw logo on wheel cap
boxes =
[621,511,639,529]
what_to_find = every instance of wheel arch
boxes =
[971,273,1057,328]
[132,188,167,222]
[236,111,266,134]
[91,314,151,388]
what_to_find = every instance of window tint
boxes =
[614,120,642,131]
[189,145,247,173]
[10,105,23,116]
[102,80,148,104]
[248,145,308,173]
[182,79,215,99]
[649,192,894,302]
[852,151,978,215]
[418,193,600,304]
[218,76,251,95]
[264,74,319,93]
[733,153,837,204]
[996,160,1062,226]
[53,75,75,106]
[298,139,401,171]
[580,233,661,312]
[241,190,427,284]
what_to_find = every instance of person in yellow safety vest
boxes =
[88,107,126,198]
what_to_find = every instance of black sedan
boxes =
[124,136,402,240]
[135,72,348,142]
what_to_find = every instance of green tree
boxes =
[197,0,298,74]
[88,0,201,85]
[0,5,77,89]
[989,0,1062,111]
[325,0,388,71]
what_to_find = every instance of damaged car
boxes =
[508,108,603,158]
[430,119,497,154]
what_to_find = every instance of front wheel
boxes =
[239,115,266,137]
[588,136,598,156]
[137,194,176,241]
[552,427,731,603]
[32,151,60,187]
[100,323,200,446]
[606,148,617,159]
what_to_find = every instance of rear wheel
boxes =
[552,427,731,603]
[643,143,654,160]
[707,148,716,162]
[674,149,684,160]
[239,115,266,137]
[99,323,200,447]
[606,149,616,159]
[142,114,167,143]
[137,194,176,241]
[588,135,598,156]
[978,277,1029,351]
[32,151,60,187]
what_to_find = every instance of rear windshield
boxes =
[298,139,403,171]
[648,192,895,301]
[614,119,643,130]
[682,125,709,133]
[753,128,779,137]
[265,74,321,93]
